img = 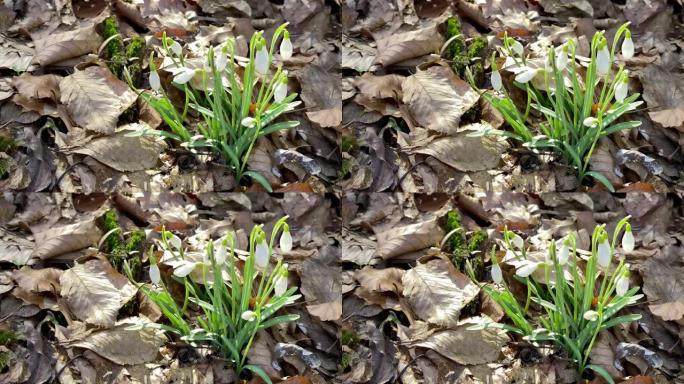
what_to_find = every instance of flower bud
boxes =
[254,42,269,75]
[622,31,634,59]
[622,224,635,252]
[597,237,611,268]
[280,226,292,252]
[255,239,269,269]
[491,263,503,284]
[280,31,293,60]
[149,70,161,92]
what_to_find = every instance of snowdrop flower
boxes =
[255,240,270,269]
[510,233,524,250]
[508,38,524,56]
[583,116,598,128]
[622,224,635,252]
[558,241,570,265]
[491,263,503,284]
[622,31,634,59]
[583,310,599,321]
[615,272,630,296]
[280,226,292,252]
[149,263,161,285]
[280,31,293,60]
[274,270,288,296]
[596,42,610,76]
[555,45,569,70]
[214,243,228,264]
[515,260,539,278]
[167,233,182,250]
[254,42,270,75]
[167,39,182,56]
[241,310,256,321]
[614,73,629,103]
[597,237,611,268]
[274,78,288,103]
[149,70,161,92]
[491,69,503,91]
[173,67,196,84]
[241,116,256,128]
[515,67,538,83]
[215,50,228,72]
[173,260,197,277]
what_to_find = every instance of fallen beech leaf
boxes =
[375,218,444,260]
[68,317,166,365]
[12,267,63,310]
[274,183,314,193]
[59,66,137,134]
[620,376,655,384]
[354,73,404,100]
[374,24,443,67]
[640,65,684,130]
[12,73,62,100]
[616,182,657,193]
[278,376,313,384]
[298,64,342,128]
[413,316,508,365]
[402,66,480,134]
[642,246,684,321]
[402,258,479,327]
[31,217,103,260]
[71,126,166,172]
[60,259,137,327]
[300,257,342,321]
[31,24,102,66]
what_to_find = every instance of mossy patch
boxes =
[101,210,144,279]
[444,210,487,278]
[338,351,352,372]
[446,17,468,77]
[103,16,126,78]
[340,135,357,152]
[0,330,16,346]
[0,135,14,153]
[0,158,8,179]
[338,158,352,179]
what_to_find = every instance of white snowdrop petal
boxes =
[149,264,161,285]
[583,310,599,321]
[174,68,196,84]
[615,275,629,296]
[215,245,228,264]
[597,240,611,268]
[511,234,524,250]
[241,310,256,321]
[149,70,161,92]
[511,40,524,56]
[515,261,538,278]
[558,245,569,265]
[274,82,287,103]
[170,41,182,56]
[255,46,269,75]
[168,234,182,250]
[491,263,503,284]
[274,275,288,296]
[280,230,292,252]
[622,230,635,252]
[255,241,269,269]
[615,81,628,103]
[280,37,293,60]
[173,261,197,277]
[596,47,610,75]
[583,117,598,127]
[215,52,228,71]
[491,70,503,91]
[515,67,538,83]
[241,117,255,128]
[622,37,634,59]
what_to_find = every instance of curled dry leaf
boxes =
[68,317,166,365]
[401,66,480,135]
[298,64,342,128]
[410,123,510,172]
[413,316,508,365]
[12,267,63,310]
[354,267,405,310]
[71,126,167,172]
[59,66,138,134]
[59,259,137,327]
[642,246,684,321]
[374,24,444,67]
[640,65,684,130]
[375,218,444,260]
[402,258,480,327]
[300,257,342,321]
[31,217,103,261]
[12,73,62,100]
[31,23,102,66]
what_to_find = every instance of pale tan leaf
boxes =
[411,123,509,172]
[640,64,684,130]
[59,66,137,134]
[402,259,479,327]
[375,25,444,67]
[300,257,342,321]
[31,217,103,260]
[12,267,63,310]
[32,24,102,66]
[354,267,405,310]
[71,126,166,172]
[413,316,508,365]
[12,73,62,100]
[60,259,137,327]
[69,317,166,365]
[642,245,684,321]
[402,66,480,134]
[354,73,405,100]
[375,218,444,260]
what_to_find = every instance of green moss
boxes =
[338,351,352,372]
[446,17,468,77]
[102,16,125,78]
[0,330,16,346]
[125,230,145,253]
[340,135,357,152]
[341,329,359,346]
[0,159,8,179]
[125,35,145,87]
[468,230,487,253]
[103,210,123,253]
[339,158,352,179]
[0,136,14,152]
[445,210,466,255]
[0,351,9,372]
[467,36,487,86]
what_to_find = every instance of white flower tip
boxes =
[254,241,270,269]
[280,37,293,60]
[622,37,634,59]
[491,263,503,284]
[491,70,503,91]
[149,264,161,285]
[622,230,635,252]
[241,310,256,321]
[149,70,161,92]
[583,310,599,321]
[280,230,293,252]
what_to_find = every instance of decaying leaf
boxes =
[59,66,138,134]
[374,24,444,67]
[375,218,444,260]
[298,64,342,128]
[410,123,509,172]
[401,66,480,134]
[413,316,508,365]
[71,127,167,172]
[640,65,684,130]
[12,267,63,310]
[402,258,479,327]
[68,317,166,365]
[32,24,102,66]
[31,217,103,261]
[60,259,137,327]
[300,256,342,321]
[642,246,684,321]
